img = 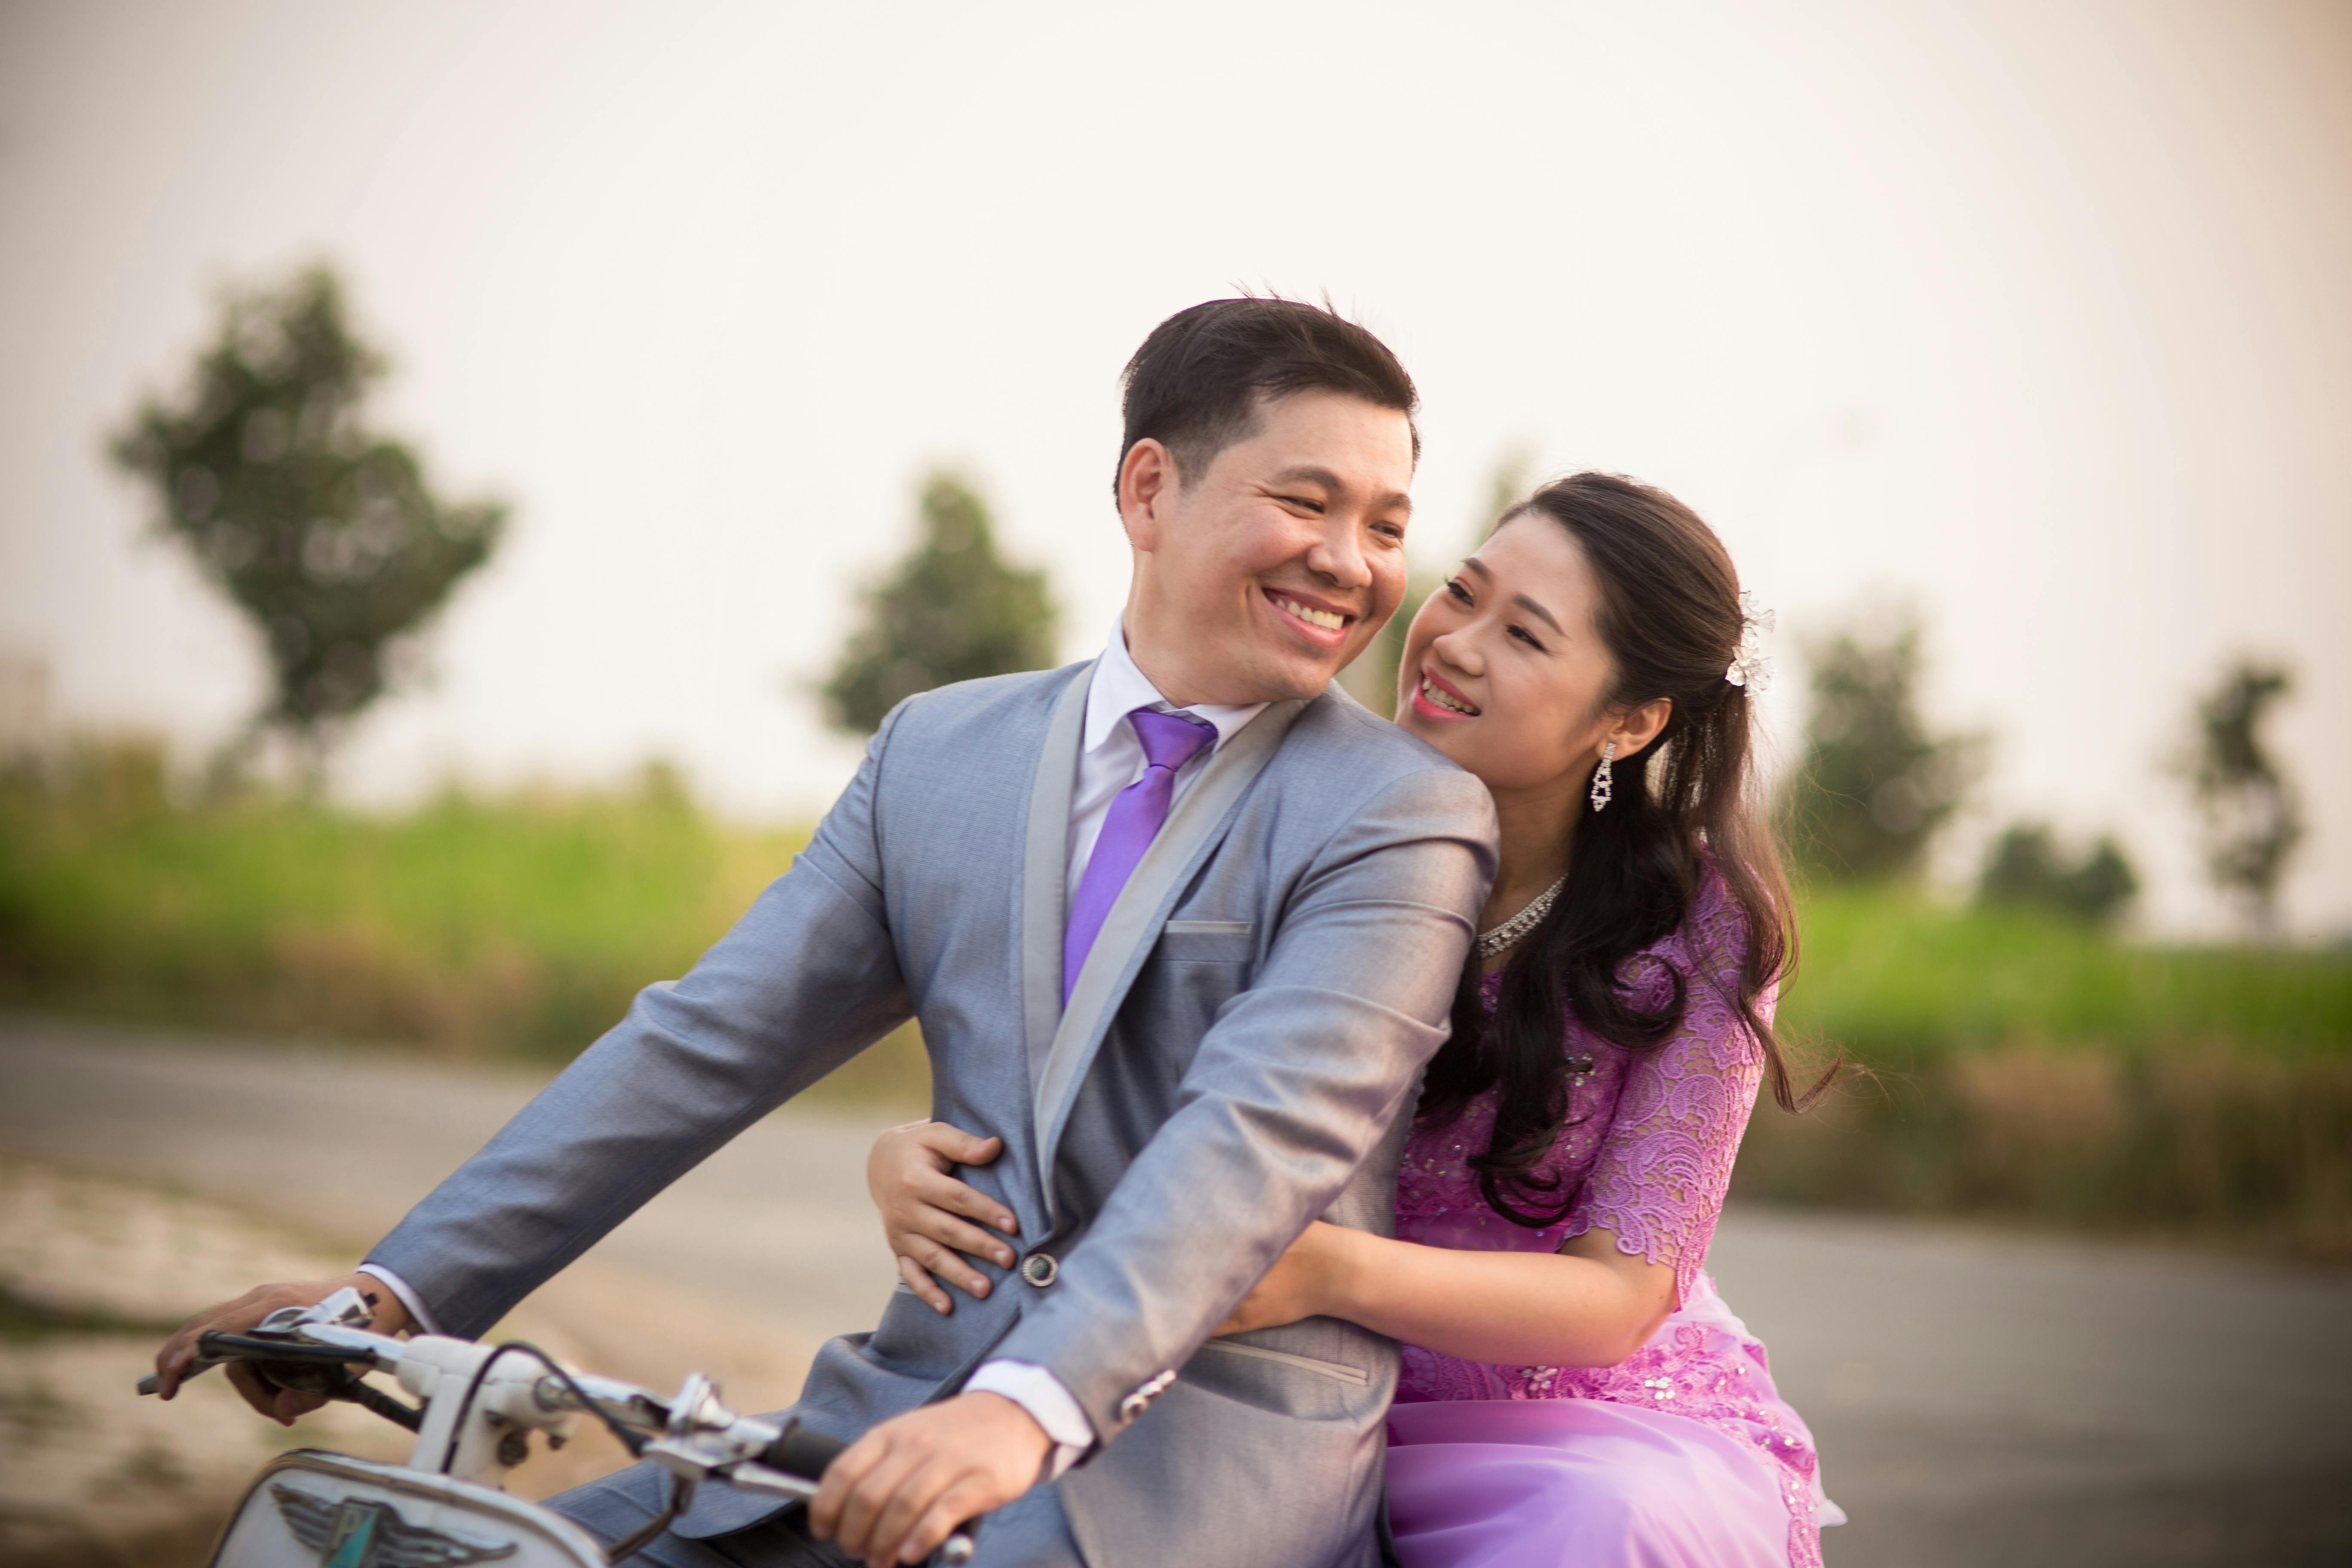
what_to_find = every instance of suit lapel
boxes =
[1032,698,1307,1218]
[1021,668,1092,1101]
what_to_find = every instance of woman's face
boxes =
[1393,515,1645,797]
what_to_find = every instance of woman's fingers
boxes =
[882,1193,1007,1263]
[908,1237,992,1298]
[912,1123,1003,1169]
[900,1197,1016,1269]
[910,1167,1019,1238]
[897,1255,954,1316]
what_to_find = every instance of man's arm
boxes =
[362,708,914,1337]
[156,704,915,1406]
[993,763,1494,1441]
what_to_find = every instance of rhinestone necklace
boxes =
[1474,873,1567,960]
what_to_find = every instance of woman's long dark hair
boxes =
[1416,472,1824,1227]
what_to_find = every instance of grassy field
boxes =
[0,743,930,1104]
[4,742,2346,1252]
[1783,886,2349,1062]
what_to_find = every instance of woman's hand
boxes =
[1214,1221,1354,1337]
[867,1121,1018,1315]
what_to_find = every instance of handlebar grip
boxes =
[196,1332,360,1366]
[756,1418,848,1480]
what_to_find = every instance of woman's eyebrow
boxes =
[1462,559,1564,635]
[1512,593,1564,635]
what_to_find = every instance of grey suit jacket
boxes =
[366,662,1496,1568]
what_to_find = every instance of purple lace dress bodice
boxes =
[1392,871,1830,1566]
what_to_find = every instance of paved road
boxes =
[4,1012,2347,1565]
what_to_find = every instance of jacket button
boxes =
[1020,1253,1058,1288]
[1118,1369,1176,1423]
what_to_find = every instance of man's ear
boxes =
[1118,438,1180,552]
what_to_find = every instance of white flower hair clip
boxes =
[1724,593,1773,691]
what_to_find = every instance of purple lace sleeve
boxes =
[1559,876,1771,1308]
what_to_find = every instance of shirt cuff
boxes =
[355,1263,441,1336]
[965,1359,1093,1480]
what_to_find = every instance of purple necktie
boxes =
[1064,708,1218,1005]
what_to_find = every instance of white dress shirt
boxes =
[1063,612,1269,905]
[365,617,1266,1480]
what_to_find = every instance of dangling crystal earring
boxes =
[1589,741,1616,813]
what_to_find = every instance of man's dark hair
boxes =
[1115,297,1419,498]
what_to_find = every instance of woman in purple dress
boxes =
[870,472,1839,1565]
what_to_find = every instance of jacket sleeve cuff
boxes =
[355,1263,441,1336]
[964,1359,1093,1479]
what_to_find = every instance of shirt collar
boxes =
[1085,615,1269,757]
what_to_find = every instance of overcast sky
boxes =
[3,0,2346,937]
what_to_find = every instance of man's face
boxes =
[1122,389,1416,706]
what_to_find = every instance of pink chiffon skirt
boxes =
[1386,1398,1794,1568]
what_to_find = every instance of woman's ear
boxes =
[1612,697,1673,759]
[1118,438,1179,551]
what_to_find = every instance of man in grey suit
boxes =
[156,298,1497,1568]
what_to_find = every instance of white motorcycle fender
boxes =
[208,1450,608,1568]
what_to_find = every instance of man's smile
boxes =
[1261,586,1358,646]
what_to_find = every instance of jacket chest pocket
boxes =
[1156,920,1256,965]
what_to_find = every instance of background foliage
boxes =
[1779,612,1987,882]
[821,471,1057,734]
[110,266,506,786]
[1974,822,2139,928]
[2182,660,2305,937]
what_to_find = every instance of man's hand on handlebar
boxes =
[153,1273,412,1421]
[812,1390,1048,1568]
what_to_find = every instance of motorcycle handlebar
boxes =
[196,1330,370,1367]
[142,1324,977,1564]
[755,1418,847,1480]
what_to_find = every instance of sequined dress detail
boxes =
[1393,870,1828,1567]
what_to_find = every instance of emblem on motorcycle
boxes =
[270,1485,517,1567]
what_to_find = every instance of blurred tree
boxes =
[821,470,1057,733]
[110,265,505,790]
[1337,448,1531,714]
[1782,611,1985,882]
[1975,821,2139,928]
[2181,660,2303,938]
